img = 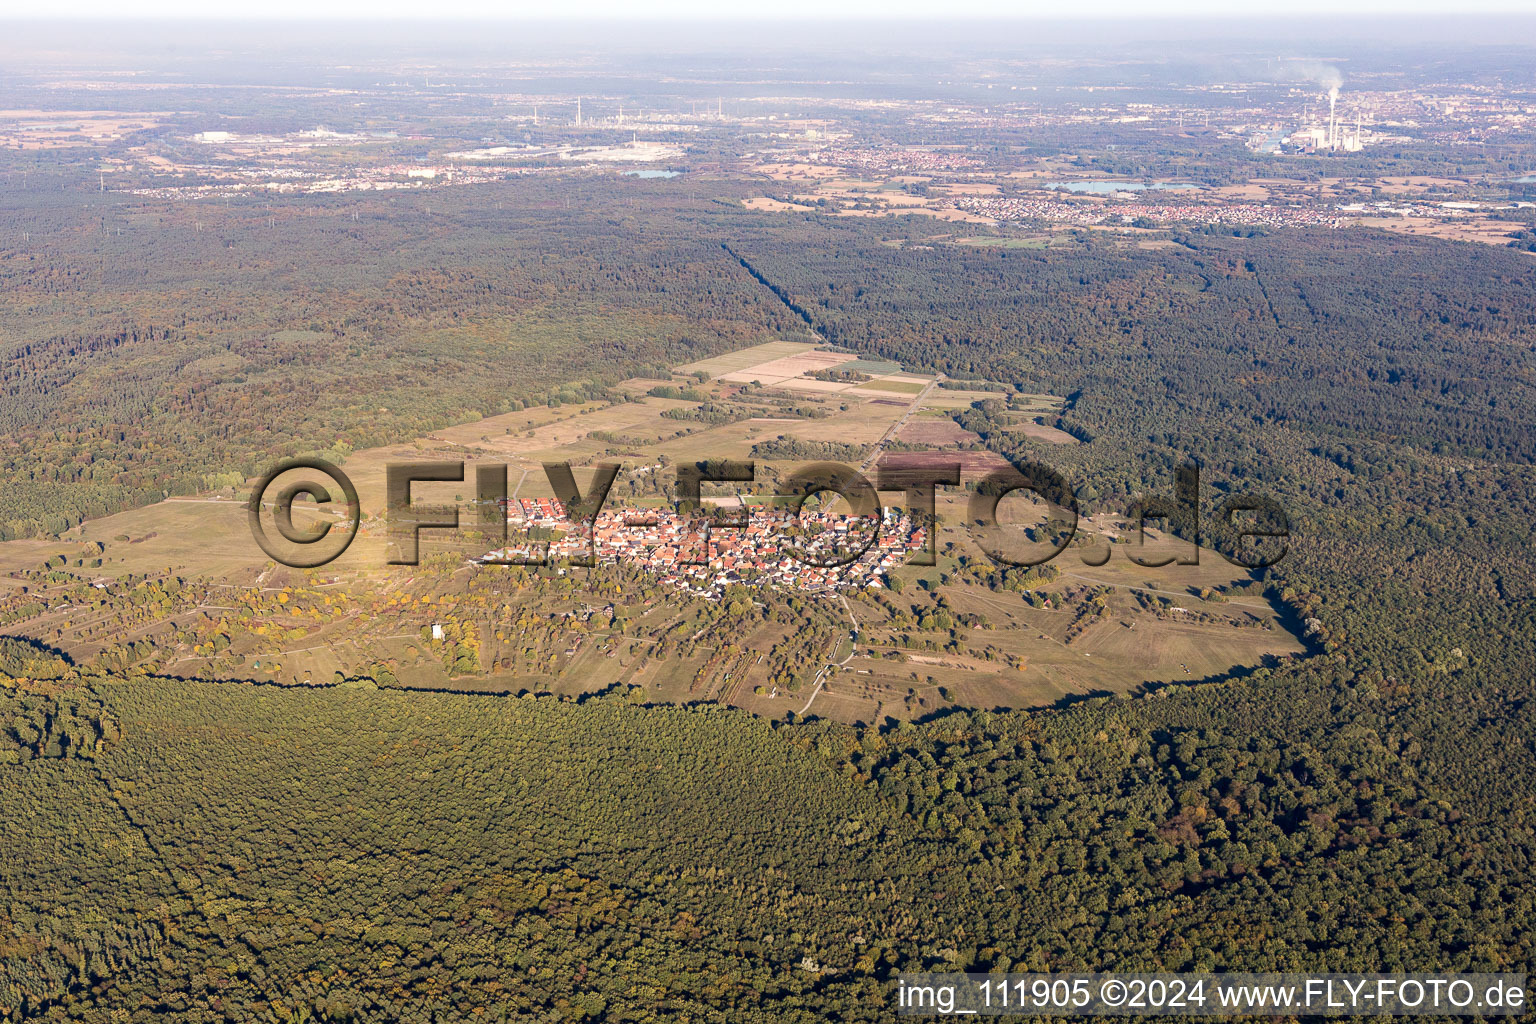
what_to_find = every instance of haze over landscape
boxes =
[0,11,1534,1022]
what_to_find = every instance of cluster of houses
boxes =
[479,498,924,598]
[955,193,1354,230]
[809,147,983,172]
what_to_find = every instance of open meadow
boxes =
[1,340,1300,725]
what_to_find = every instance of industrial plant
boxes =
[1287,86,1366,153]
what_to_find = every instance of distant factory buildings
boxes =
[1287,115,1364,154]
[1283,86,1366,154]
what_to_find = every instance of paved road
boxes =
[798,379,941,716]
[859,374,945,476]
[799,594,860,716]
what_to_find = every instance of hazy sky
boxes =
[9,0,1536,18]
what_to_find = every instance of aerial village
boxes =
[480,498,926,598]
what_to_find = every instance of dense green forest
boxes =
[2,622,1532,1021]
[2,215,1534,1019]
[3,173,1536,1019]
[727,221,1536,635]
[0,191,804,539]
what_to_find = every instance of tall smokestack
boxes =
[1328,87,1339,150]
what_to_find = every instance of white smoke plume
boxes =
[1278,60,1345,97]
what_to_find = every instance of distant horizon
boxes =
[6,1,1536,21]
[5,12,1536,56]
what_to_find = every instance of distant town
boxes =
[482,498,925,598]
[6,57,1530,250]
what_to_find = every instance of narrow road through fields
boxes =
[858,374,944,475]
[799,593,860,716]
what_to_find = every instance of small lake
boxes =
[624,169,681,179]
[1045,180,1201,194]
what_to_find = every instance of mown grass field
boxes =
[675,339,823,378]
